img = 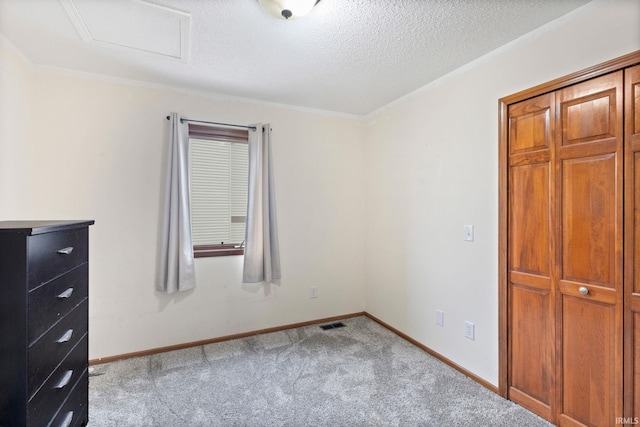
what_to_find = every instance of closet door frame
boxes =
[498,51,640,415]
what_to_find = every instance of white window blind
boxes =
[189,138,248,246]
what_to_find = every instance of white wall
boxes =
[363,0,640,386]
[0,37,366,360]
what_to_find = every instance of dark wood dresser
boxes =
[0,220,94,427]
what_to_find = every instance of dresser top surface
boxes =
[0,220,94,235]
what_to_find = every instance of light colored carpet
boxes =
[88,316,552,426]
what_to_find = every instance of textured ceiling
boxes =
[0,0,592,115]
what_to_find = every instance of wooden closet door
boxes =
[556,71,624,426]
[625,64,640,418]
[507,93,556,423]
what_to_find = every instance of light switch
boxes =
[464,224,474,242]
[465,321,475,340]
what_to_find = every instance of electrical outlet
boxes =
[310,286,318,299]
[465,321,475,340]
[436,309,444,326]
[464,224,474,242]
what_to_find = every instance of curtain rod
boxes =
[166,116,256,131]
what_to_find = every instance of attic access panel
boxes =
[61,0,190,62]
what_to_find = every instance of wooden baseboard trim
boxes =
[364,312,499,395]
[89,311,365,365]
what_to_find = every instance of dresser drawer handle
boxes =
[54,370,73,389]
[59,411,74,427]
[57,247,74,255]
[57,288,74,299]
[56,329,74,343]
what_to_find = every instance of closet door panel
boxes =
[510,163,551,276]
[509,162,554,417]
[625,64,640,418]
[561,90,617,146]
[507,93,555,421]
[509,106,550,154]
[635,313,640,416]
[560,297,616,427]
[557,71,623,426]
[561,154,616,287]
[559,74,620,147]
[509,285,554,416]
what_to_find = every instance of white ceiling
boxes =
[0,0,593,116]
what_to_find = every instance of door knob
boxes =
[578,286,589,295]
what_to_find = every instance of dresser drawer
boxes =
[28,228,88,290]
[28,302,87,397]
[28,264,88,345]
[28,334,88,427]
[48,368,88,427]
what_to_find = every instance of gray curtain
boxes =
[243,124,281,283]
[157,112,196,293]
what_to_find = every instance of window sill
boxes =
[194,245,244,258]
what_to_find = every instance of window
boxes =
[188,124,249,257]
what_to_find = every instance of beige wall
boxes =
[363,0,640,386]
[0,37,35,217]
[0,37,366,359]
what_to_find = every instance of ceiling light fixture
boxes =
[258,0,321,20]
